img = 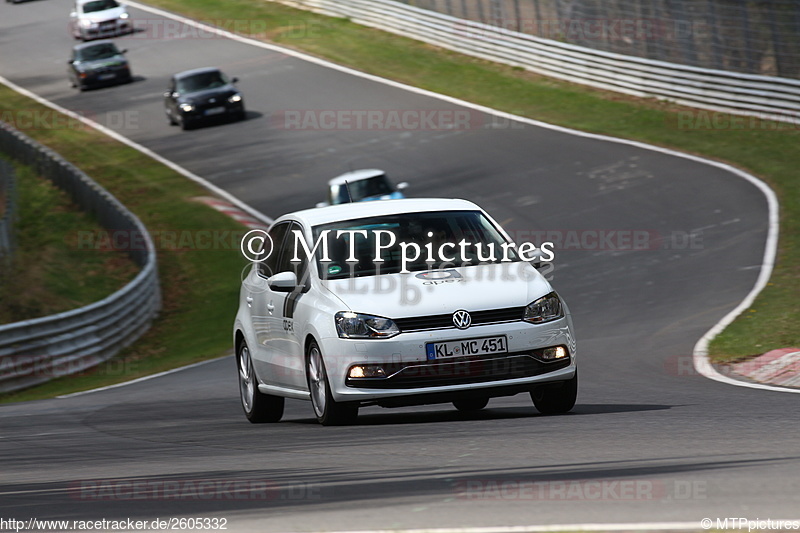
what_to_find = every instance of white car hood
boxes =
[80,7,126,22]
[321,262,553,318]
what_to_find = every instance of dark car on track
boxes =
[163,67,245,130]
[68,40,132,91]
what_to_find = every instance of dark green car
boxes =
[68,40,132,91]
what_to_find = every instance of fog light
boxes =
[541,346,567,360]
[348,365,386,378]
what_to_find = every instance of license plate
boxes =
[426,335,508,360]
[98,73,116,80]
[205,106,226,116]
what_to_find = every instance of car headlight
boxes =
[523,292,564,324]
[228,94,242,103]
[179,103,194,112]
[79,19,97,28]
[335,311,399,339]
[120,12,129,19]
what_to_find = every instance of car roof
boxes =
[174,67,222,80]
[328,169,385,186]
[73,39,117,51]
[277,198,482,228]
[76,0,119,5]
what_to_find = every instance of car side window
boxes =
[258,222,291,279]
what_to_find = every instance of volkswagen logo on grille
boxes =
[209,98,216,103]
[452,310,472,329]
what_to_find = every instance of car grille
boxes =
[346,353,570,389]
[394,306,525,332]
[99,20,116,30]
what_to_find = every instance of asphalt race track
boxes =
[1,1,797,531]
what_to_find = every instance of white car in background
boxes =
[316,169,408,207]
[234,198,577,425]
[70,0,131,41]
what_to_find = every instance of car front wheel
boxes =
[237,340,284,423]
[306,341,358,426]
[531,371,577,415]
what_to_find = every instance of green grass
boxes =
[0,87,248,403]
[142,0,798,363]
[0,161,139,323]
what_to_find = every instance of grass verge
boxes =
[0,86,248,403]
[143,0,798,363]
[0,161,139,323]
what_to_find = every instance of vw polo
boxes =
[233,199,577,425]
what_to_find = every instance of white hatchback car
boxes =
[234,199,577,425]
[70,0,131,41]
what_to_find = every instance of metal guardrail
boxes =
[276,0,800,120]
[394,0,800,81]
[0,159,15,258]
[0,121,161,393]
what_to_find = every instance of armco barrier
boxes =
[0,159,15,257]
[0,121,161,393]
[275,0,800,120]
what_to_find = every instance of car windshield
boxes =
[81,0,119,13]
[312,210,520,279]
[330,175,393,204]
[76,44,119,61]
[176,71,228,93]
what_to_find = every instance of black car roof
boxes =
[73,40,118,51]
[174,67,222,80]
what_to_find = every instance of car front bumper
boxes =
[318,318,576,404]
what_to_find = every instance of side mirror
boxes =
[396,182,409,191]
[231,76,239,84]
[68,59,74,64]
[120,49,128,54]
[268,271,298,292]
[69,11,77,17]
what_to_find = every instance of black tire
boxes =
[237,340,284,423]
[306,340,358,426]
[453,397,489,412]
[531,371,577,415]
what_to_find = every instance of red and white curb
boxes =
[194,196,269,230]
[728,348,800,388]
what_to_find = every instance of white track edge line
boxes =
[0,75,273,226]
[126,1,787,393]
[56,355,230,398]
[2,3,785,394]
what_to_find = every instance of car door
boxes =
[248,221,290,385]
[263,222,310,390]
[274,222,311,391]
[164,77,178,120]
[67,50,78,86]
